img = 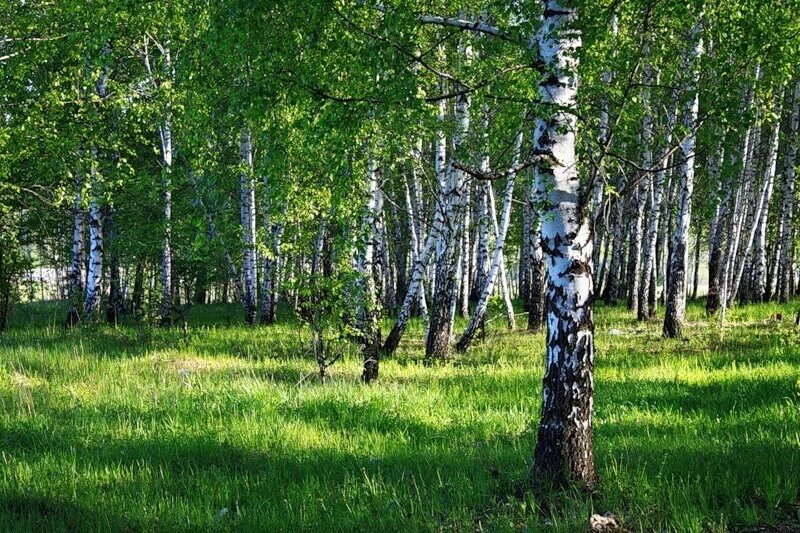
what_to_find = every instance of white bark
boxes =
[240,129,258,325]
[530,0,596,487]
[358,155,382,381]
[639,94,679,319]
[84,65,108,316]
[427,47,471,360]
[663,21,703,338]
[456,131,521,351]
[777,79,800,302]
[752,94,783,302]
[84,148,103,315]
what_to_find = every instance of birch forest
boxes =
[2,1,800,531]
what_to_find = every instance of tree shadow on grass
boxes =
[0,493,147,532]
[0,408,511,531]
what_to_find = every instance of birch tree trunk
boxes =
[639,100,679,320]
[404,174,428,317]
[777,79,800,303]
[83,61,108,317]
[359,157,382,383]
[486,139,519,330]
[705,133,729,315]
[459,182,472,317]
[530,0,596,489]
[66,170,85,326]
[456,132,521,351]
[663,21,703,338]
[752,95,783,302]
[84,149,103,316]
[159,118,173,326]
[426,64,471,361]
[519,179,533,311]
[591,15,616,294]
[628,58,653,314]
[382,126,446,356]
[239,129,258,326]
[603,188,625,305]
[260,174,285,325]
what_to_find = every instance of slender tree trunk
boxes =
[459,182,472,317]
[639,101,679,320]
[706,134,730,315]
[239,129,258,325]
[530,0,596,489]
[83,64,108,317]
[260,174,285,325]
[456,132,521,351]
[603,190,625,305]
[591,16,616,294]
[84,148,103,316]
[67,170,85,326]
[426,62,471,362]
[691,226,701,300]
[486,150,518,330]
[728,120,776,307]
[752,96,783,302]
[663,21,703,338]
[359,156,382,383]
[778,79,800,302]
[131,258,145,318]
[105,207,123,325]
[628,58,653,315]
[159,119,173,326]
[519,179,533,311]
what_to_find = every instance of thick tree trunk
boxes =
[530,0,596,489]
[777,80,800,302]
[239,129,258,326]
[663,22,702,338]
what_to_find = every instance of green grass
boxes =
[1,299,799,532]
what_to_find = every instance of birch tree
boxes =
[663,20,703,339]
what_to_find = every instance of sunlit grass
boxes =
[1,299,798,531]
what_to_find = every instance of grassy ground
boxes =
[0,299,798,532]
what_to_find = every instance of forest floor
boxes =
[0,299,799,532]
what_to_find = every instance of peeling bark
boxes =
[530,0,596,489]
